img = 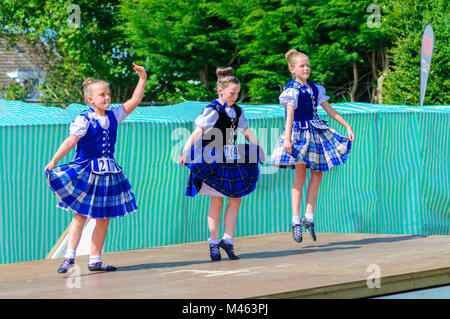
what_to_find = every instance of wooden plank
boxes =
[1,232,449,299]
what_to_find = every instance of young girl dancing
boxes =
[269,49,355,243]
[45,62,147,273]
[179,67,265,261]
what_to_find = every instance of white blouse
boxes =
[69,104,127,138]
[279,84,330,109]
[195,104,249,131]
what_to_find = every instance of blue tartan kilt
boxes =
[185,143,263,198]
[268,122,352,171]
[45,160,137,218]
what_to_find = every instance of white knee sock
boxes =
[222,237,234,245]
[305,213,314,223]
[65,249,76,259]
[208,238,220,245]
[292,216,301,225]
[89,255,101,265]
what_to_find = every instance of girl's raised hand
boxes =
[132,62,147,80]
[123,62,147,115]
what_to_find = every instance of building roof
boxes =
[0,37,47,87]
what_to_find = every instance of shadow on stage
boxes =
[109,234,426,272]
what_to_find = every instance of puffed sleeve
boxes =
[69,115,89,138]
[237,109,249,131]
[279,88,299,109]
[316,84,330,104]
[224,107,248,131]
[195,107,219,130]
[111,104,128,124]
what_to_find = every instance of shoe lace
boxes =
[61,258,72,268]
[210,244,220,255]
[293,224,302,237]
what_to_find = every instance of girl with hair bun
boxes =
[269,49,354,243]
[179,67,265,262]
[45,62,147,273]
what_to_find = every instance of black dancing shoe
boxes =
[301,216,317,241]
[209,243,221,262]
[219,239,240,260]
[57,258,74,273]
[88,262,117,272]
[292,223,303,243]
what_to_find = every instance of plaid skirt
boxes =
[269,122,351,171]
[46,160,137,218]
[185,144,262,198]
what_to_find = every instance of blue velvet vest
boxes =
[284,79,320,122]
[73,108,118,162]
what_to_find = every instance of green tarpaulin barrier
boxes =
[1,100,449,264]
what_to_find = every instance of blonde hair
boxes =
[216,67,240,90]
[285,49,309,68]
[82,77,109,103]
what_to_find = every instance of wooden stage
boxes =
[1,232,449,299]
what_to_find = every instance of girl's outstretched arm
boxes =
[178,126,205,166]
[321,101,355,141]
[44,134,80,171]
[123,62,147,116]
[242,127,260,146]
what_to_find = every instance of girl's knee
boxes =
[227,197,242,207]
[72,213,87,225]
[293,166,307,187]
[311,170,324,179]
[210,196,224,207]
[295,164,307,178]
[95,218,110,228]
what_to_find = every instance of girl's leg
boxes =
[291,164,307,243]
[57,213,87,273]
[88,218,116,271]
[301,169,323,241]
[90,218,110,256]
[220,197,242,260]
[305,170,324,216]
[207,196,224,241]
[67,213,88,253]
[208,196,224,261]
[222,197,242,240]
[292,164,307,221]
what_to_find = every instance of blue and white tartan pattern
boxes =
[46,161,137,218]
[185,144,261,198]
[269,122,351,171]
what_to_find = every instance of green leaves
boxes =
[0,0,447,105]
[382,0,449,105]
[0,0,136,104]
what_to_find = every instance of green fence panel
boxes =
[0,100,449,264]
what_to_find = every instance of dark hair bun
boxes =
[216,67,234,78]
[82,77,95,87]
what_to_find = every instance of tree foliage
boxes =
[0,0,137,104]
[0,0,448,105]
[119,0,393,104]
[380,0,449,105]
